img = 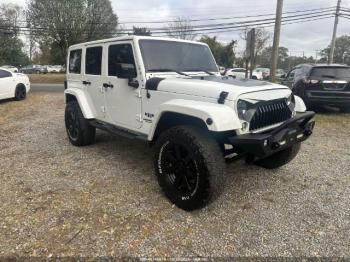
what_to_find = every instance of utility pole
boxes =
[329,0,341,64]
[270,0,283,82]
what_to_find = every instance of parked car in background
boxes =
[281,64,350,112]
[252,69,263,80]
[225,68,262,80]
[20,65,43,74]
[276,69,286,79]
[1,65,19,73]
[45,65,65,73]
[255,68,270,80]
[218,66,226,75]
[0,68,30,101]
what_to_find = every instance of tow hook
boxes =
[304,121,315,136]
[271,142,281,150]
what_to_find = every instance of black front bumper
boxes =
[228,111,315,158]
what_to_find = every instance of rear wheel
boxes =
[65,101,96,146]
[14,85,27,101]
[154,126,226,211]
[254,143,301,169]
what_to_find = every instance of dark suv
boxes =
[282,64,350,112]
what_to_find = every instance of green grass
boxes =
[28,74,66,84]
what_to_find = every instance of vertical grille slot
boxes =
[249,100,292,131]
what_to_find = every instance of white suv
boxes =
[64,36,315,211]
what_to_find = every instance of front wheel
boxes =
[254,143,301,169]
[65,101,96,146]
[154,126,226,211]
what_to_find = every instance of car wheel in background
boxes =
[14,84,27,101]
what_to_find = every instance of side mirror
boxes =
[280,74,286,79]
[116,63,137,79]
[128,78,139,88]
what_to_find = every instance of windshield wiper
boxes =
[202,70,215,76]
[189,70,216,76]
[148,69,190,77]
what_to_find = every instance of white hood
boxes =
[151,75,291,101]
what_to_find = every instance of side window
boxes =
[85,46,103,75]
[0,69,12,78]
[108,44,136,77]
[287,69,296,80]
[69,49,82,74]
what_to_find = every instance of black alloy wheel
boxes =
[160,141,199,196]
[154,126,226,211]
[66,109,79,141]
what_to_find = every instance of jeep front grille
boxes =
[250,100,292,131]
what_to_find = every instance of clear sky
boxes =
[5,0,350,57]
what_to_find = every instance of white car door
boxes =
[83,45,107,120]
[0,69,16,100]
[103,41,142,130]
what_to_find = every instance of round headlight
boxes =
[237,100,248,119]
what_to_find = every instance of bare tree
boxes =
[240,28,271,68]
[27,0,119,63]
[165,17,197,41]
[133,26,151,36]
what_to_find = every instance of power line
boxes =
[0,15,334,37]
[118,7,336,24]
[2,6,336,25]
[1,11,335,34]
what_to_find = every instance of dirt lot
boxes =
[0,92,350,258]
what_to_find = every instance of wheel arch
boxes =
[64,89,96,119]
[148,99,242,141]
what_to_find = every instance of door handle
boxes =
[103,83,114,88]
[82,81,91,85]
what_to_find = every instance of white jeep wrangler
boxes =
[64,36,315,211]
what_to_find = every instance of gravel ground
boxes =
[0,92,350,258]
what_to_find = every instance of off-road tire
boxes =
[254,143,301,169]
[65,101,96,146]
[14,85,27,101]
[154,126,226,211]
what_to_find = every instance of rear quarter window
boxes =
[69,49,82,74]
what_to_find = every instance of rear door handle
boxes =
[82,81,91,85]
[103,83,114,88]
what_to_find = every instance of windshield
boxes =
[139,40,218,72]
[310,67,350,78]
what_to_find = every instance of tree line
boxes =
[0,1,349,69]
